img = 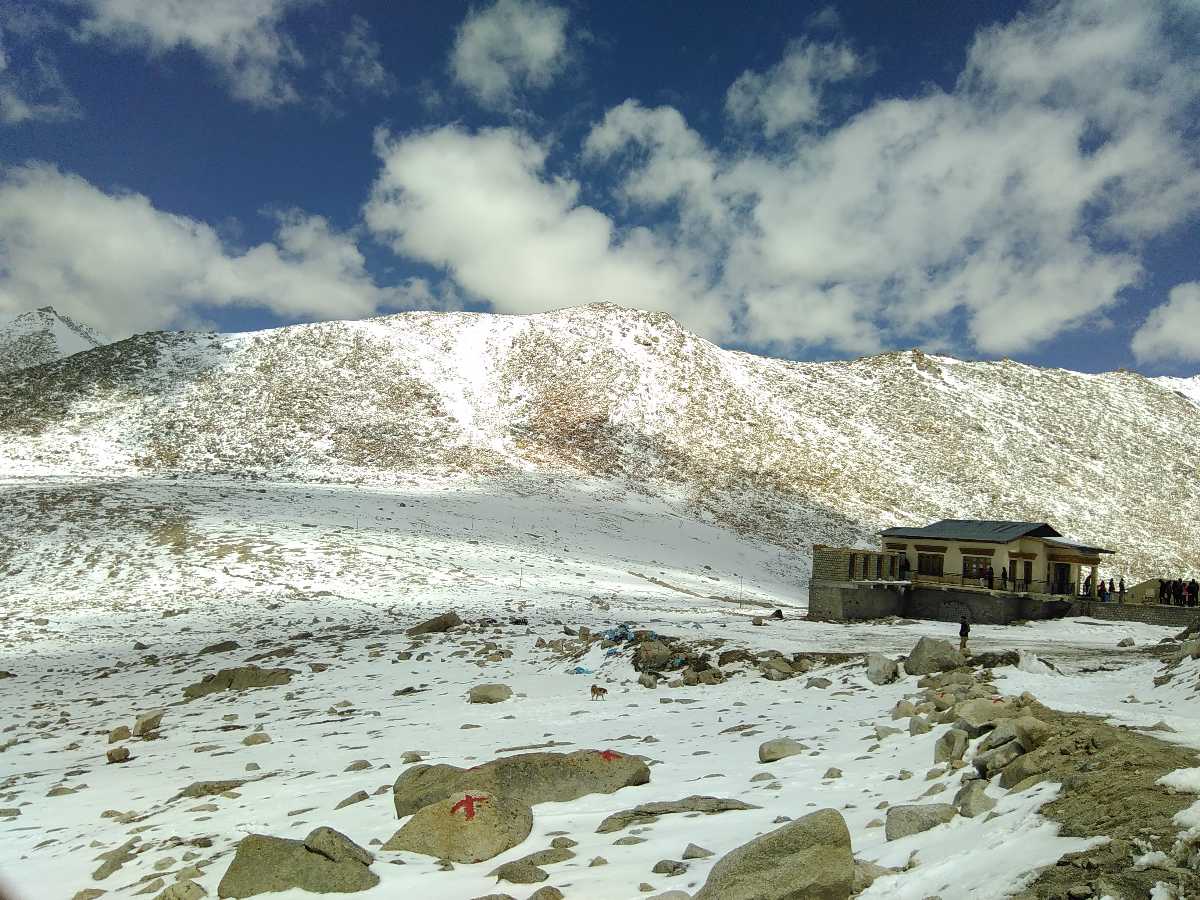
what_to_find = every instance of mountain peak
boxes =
[0,306,111,374]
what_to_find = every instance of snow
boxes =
[1158,768,1200,793]
[1,473,1196,899]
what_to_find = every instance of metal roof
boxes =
[880,520,1062,543]
[1042,536,1115,555]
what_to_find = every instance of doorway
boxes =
[1052,562,1071,594]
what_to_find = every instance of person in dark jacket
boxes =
[959,616,970,654]
[1001,566,1008,591]
[1160,579,1169,604]
[1118,577,1125,604]
[986,564,995,590]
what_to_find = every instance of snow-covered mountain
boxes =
[0,306,110,374]
[1155,375,1200,409]
[1,303,1198,579]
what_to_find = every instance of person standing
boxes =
[986,564,995,590]
[1099,581,1109,603]
[1118,577,1125,604]
[1189,578,1199,607]
[1001,566,1008,591]
[959,616,970,655]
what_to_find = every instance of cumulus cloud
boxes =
[363,125,729,335]
[725,39,867,137]
[0,17,80,125]
[581,0,1200,356]
[322,13,393,105]
[0,164,416,338]
[450,0,569,109]
[1132,282,1200,365]
[73,0,313,106]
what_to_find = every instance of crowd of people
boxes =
[1083,574,1126,603]
[1158,577,1200,607]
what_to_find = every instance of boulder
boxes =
[200,640,240,655]
[806,677,833,690]
[852,860,898,893]
[488,860,548,884]
[891,700,917,720]
[108,725,131,744]
[133,709,165,737]
[633,641,674,672]
[216,828,377,897]
[183,666,294,700]
[693,808,853,900]
[973,741,1024,777]
[106,747,130,764]
[908,716,932,736]
[392,750,651,819]
[758,738,808,764]
[953,697,1021,737]
[905,638,965,676]
[934,729,969,764]
[468,684,513,704]
[884,804,957,841]
[865,654,899,685]
[595,796,759,834]
[407,611,462,636]
[382,792,532,863]
[1117,637,1135,648]
[953,780,995,818]
[718,649,755,667]
[966,650,1019,669]
[155,881,206,900]
[999,749,1051,789]
[652,860,687,876]
[761,658,794,678]
[638,673,658,689]
[683,843,713,859]
[1012,716,1054,751]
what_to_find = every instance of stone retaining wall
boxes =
[1071,600,1200,629]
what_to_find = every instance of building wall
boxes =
[881,536,1093,593]
[1071,601,1199,629]
[806,579,1071,625]
[808,581,904,621]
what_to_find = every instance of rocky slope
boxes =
[1,303,1197,580]
[0,306,110,374]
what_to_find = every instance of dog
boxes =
[590,685,608,701]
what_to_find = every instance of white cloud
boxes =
[450,0,569,109]
[725,39,866,137]
[323,14,393,104]
[581,0,1200,356]
[363,125,729,335]
[0,164,415,338]
[74,0,314,106]
[1132,282,1200,364]
[0,21,81,125]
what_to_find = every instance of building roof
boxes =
[880,519,1115,553]
[880,520,1061,543]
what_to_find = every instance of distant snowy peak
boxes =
[1155,375,1200,409]
[0,306,111,373]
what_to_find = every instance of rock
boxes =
[693,808,853,900]
[652,860,687,876]
[884,804,957,841]
[891,700,917,720]
[972,741,1023,777]
[865,653,899,685]
[905,638,966,676]
[1117,637,1135,648]
[908,716,932,736]
[718,649,755,667]
[133,709,165,737]
[953,697,1021,737]
[761,657,794,678]
[806,677,833,689]
[106,746,130,764]
[527,889,563,900]
[155,881,207,900]
[953,780,995,818]
[108,725,131,743]
[175,779,247,799]
[873,725,902,741]
[589,856,608,866]
[183,666,294,700]
[752,616,764,626]
[998,750,1050,789]
[200,640,240,655]
[638,672,658,689]
[382,792,533,863]
[468,684,513,704]
[852,860,896,893]
[596,796,759,834]
[407,611,462,636]
[966,650,1019,669]
[243,733,270,746]
[823,768,842,779]
[93,838,139,880]
[682,843,713,859]
[758,738,808,763]
[392,750,651,819]
[216,828,378,897]
[488,860,548,884]
[934,729,969,764]
[1013,717,1053,751]
[335,791,369,810]
[633,641,674,672]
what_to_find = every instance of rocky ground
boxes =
[3,476,1200,899]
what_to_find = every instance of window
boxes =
[917,553,943,576]
[962,556,990,579]
[848,554,857,579]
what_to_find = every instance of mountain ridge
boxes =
[0,306,111,374]
[1,302,1198,581]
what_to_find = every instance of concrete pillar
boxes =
[1090,564,1098,599]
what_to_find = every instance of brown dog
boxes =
[590,685,608,701]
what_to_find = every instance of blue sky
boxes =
[1,1,1198,375]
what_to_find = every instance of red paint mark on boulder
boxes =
[451,794,488,820]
